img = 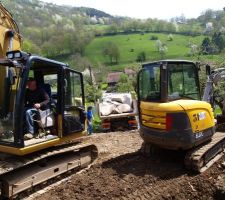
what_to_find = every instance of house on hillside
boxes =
[107,72,122,87]
[124,68,136,78]
[107,68,137,88]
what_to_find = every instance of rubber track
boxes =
[0,138,98,176]
[185,132,225,173]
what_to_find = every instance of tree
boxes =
[168,34,173,41]
[136,51,146,62]
[149,35,158,40]
[159,45,168,59]
[188,44,199,57]
[22,39,41,54]
[107,23,119,33]
[155,39,168,58]
[41,41,56,57]
[116,74,134,93]
[166,23,176,33]
[102,42,120,64]
[212,32,225,53]
[69,53,91,72]
[85,83,102,103]
[201,37,212,54]
[155,39,162,51]
[203,9,214,22]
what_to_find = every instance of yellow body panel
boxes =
[140,99,215,132]
[175,100,215,133]
[0,131,87,156]
[141,101,184,112]
[140,101,184,130]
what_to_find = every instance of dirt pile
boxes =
[34,131,225,200]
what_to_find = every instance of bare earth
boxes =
[33,130,225,200]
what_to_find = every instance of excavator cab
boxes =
[138,60,201,103]
[0,50,86,155]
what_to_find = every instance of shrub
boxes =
[101,83,108,90]
[93,115,102,133]
[149,35,158,40]
[168,34,173,41]
[136,51,146,62]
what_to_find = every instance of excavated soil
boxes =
[33,131,225,200]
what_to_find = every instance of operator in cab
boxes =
[24,78,50,140]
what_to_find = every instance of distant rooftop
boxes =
[107,72,122,83]
[124,68,136,76]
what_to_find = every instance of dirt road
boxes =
[33,131,225,200]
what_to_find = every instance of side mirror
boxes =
[206,64,211,75]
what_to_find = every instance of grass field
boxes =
[85,32,205,67]
[54,32,224,73]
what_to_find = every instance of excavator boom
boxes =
[0,3,22,119]
[0,3,21,56]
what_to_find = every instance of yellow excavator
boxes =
[0,3,97,198]
[137,60,225,173]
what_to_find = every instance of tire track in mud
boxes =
[98,150,220,200]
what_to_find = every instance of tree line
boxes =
[95,9,225,37]
[2,0,225,70]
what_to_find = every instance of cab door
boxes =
[63,69,85,135]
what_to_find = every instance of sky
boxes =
[41,0,224,20]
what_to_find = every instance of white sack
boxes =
[99,103,115,116]
[117,104,132,113]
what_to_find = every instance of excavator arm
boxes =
[0,3,22,116]
[0,3,21,56]
[202,67,225,111]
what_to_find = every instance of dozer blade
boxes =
[185,132,225,173]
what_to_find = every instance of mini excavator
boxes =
[0,3,97,198]
[138,60,225,173]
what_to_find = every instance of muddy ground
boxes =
[33,131,225,200]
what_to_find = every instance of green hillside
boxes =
[1,0,224,72]
[85,33,204,64]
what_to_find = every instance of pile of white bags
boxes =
[99,93,133,116]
